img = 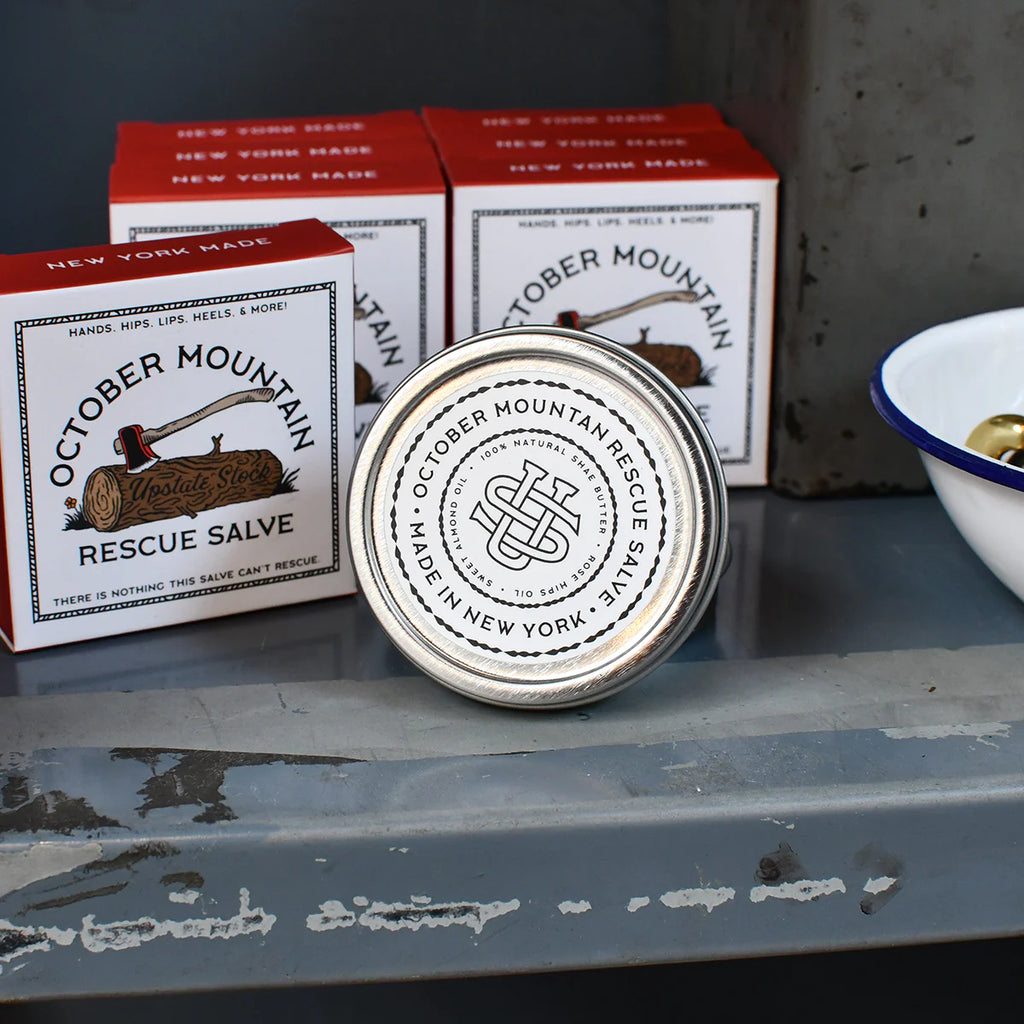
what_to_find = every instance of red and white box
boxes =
[421,103,726,138]
[109,150,446,443]
[115,137,437,166]
[437,138,779,487]
[0,219,355,651]
[424,127,753,160]
[118,110,429,144]
[116,110,436,164]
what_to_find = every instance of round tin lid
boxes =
[348,326,729,709]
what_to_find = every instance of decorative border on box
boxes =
[15,283,340,622]
[131,219,429,361]
[470,203,761,466]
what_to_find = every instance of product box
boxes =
[115,111,437,165]
[441,146,779,486]
[109,155,446,442]
[0,219,355,651]
[429,127,753,159]
[116,137,437,166]
[421,103,726,138]
[118,109,429,144]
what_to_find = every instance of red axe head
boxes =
[118,425,160,474]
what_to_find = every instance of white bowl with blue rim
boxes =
[871,307,1024,603]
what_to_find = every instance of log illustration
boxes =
[83,435,283,532]
[629,329,706,388]
[556,292,711,389]
[354,362,376,404]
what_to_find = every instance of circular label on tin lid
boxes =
[349,326,727,708]
[387,374,680,662]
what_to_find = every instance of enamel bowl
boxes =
[871,308,1024,603]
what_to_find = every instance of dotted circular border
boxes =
[388,378,669,658]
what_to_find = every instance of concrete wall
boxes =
[672,1,1024,494]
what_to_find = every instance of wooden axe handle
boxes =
[567,289,699,330]
[113,387,276,455]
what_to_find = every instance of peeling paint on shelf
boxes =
[860,874,903,915]
[626,896,650,913]
[863,875,899,895]
[306,900,357,931]
[659,887,736,912]
[0,919,76,973]
[109,748,362,824]
[881,723,1010,744]
[79,887,274,952]
[0,777,122,836]
[167,889,201,905]
[0,841,102,899]
[749,878,846,903]
[306,896,521,935]
[20,881,128,913]
[557,899,592,915]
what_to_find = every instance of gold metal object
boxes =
[966,414,1024,467]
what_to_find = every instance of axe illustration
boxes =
[114,387,276,473]
[556,289,698,331]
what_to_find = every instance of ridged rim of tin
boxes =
[348,326,729,708]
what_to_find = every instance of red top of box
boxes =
[432,126,754,159]
[421,104,725,139]
[118,110,428,145]
[114,135,438,165]
[0,219,352,295]
[109,155,446,202]
[441,145,778,187]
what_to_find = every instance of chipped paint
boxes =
[749,878,846,903]
[0,779,122,835]
[863,875,898,895]
[626,897,650,913]
[307,896,520,935]
[881,723,1010,744]
[0,841,102,899]
[860,873,903,915]
[558,899,592,915]
[761,817,796,830]
[168,889,201,905]
[21,881,128,913]
[109,748,361,824]
[659,887,735,912]
[660,761,698,771]
[358,897,520,934]
[79,887,274,952]
[305,899,357,932]
[0,919,77,972]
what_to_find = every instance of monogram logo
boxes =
[470,459,580,571]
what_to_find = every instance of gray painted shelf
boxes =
[2,490,1023,999]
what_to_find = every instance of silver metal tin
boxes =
[347,325,729,708]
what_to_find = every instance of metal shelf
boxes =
[3,490,1024,999]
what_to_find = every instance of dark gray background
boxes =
[0,0,671,254]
